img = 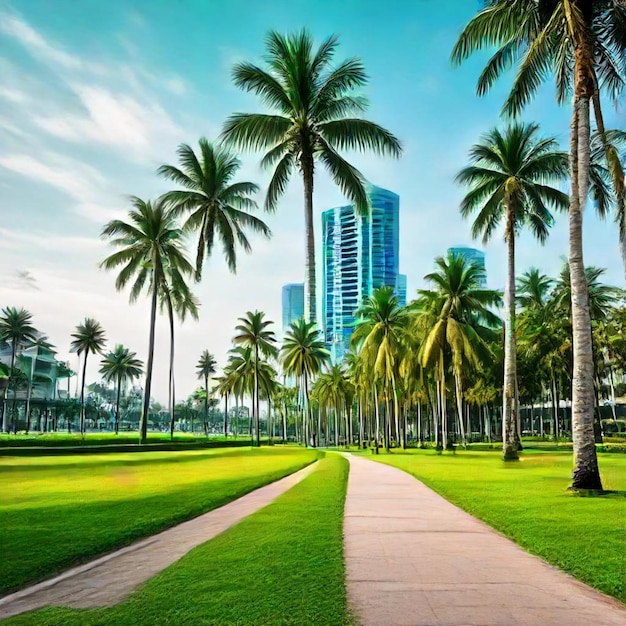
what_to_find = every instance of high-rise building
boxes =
[447,246,487,287]
[397,273,407,307]
[322,184,400,362]
[281,283,304,331]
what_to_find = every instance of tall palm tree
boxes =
[70,318,106,436]
[0,307,38,432]
[352,286,409,450]
[452,0,626,490]
[234,311,277,446]
[313,364,353,447]
[413,253,501,450]
[99,345,143,435]
[196,350,217,437]
[100,197,193,443]
[161,272,199,439]
[280,318,329,446]
[457,123,569,460]
[158,138,271,280]
[222,29,402,322]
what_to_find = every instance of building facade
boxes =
[322,184,401,362]
[281,283,304,331]
[397,273,407,307]
[447,246,487,287]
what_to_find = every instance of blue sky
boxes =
[1,0,623,400]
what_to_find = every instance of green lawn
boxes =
[5,455,350,626]
[0,446,320,595]
[370,449,626,602]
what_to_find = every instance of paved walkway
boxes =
[343,454,626,626]
[0,461,318,621]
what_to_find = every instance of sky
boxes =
[1,0,624,402]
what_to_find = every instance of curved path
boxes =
[0,461,318,621]
[343,454,626,626]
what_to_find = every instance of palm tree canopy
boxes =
[457,123,569,244]
[99,345,143,384]
[196,350,218,380]
[100,197,194,304]
[70,318,106,357]
[451,1,626,117]
[0,307,38,347]
[351,286,409,383]
[158,138,271,279]
[233,311,278,359]
[280,318,329,379]
[222,29,402,214]
[516,268,554,309]
[412,253,502,373]
[313,363,353,408]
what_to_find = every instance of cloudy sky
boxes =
[1,0,623,401]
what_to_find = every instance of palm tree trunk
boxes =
[140,277,159,444]
[301,154,316,324]
[373,386,380,454]
[503,212,519,460]
[303,370,310,447]
[358,396,364,449]
[166,293,175,441]
[204,374,209,437]
[115,374,121,435]
[80,351,88,437]
[224,394,228,438]
[2,340,17,433]
[255,345,260,447]
[454,374,466,448]
[569,71,603,488]
[282,398,287,443]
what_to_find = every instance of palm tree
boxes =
[280,318,329,446]
[99,345,143,435]
[158,138,271,281]
[70,318,106,436]
[457,123,569,460]
[0,307,38,432]
[452,0,626,491]
[413,253,501,450]
[161,272,199,439]
[100,197,193,443]
[234,311,277,446]
[352,286,409,451]
[313,364,353,447]
[196,350,217,437]
[222,29,402,322]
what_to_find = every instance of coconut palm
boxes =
[0,307,38,432]
[452,0,626,490]
[313,364,353,447]
[233,311,277,446]
[100,197,193,443]
[196,350,217,436]
[222,29,402,322]
[158,138,271,280]
[70,318,106,436]
[413,253,501,450]
[99,345,143,435]
[161,272,199,439]
[457,123,569,460]
[352,286,409,451]
[280,318,329,445]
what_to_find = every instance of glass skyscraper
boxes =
[281,283,304,331]
[397,273,407,307]
[322,184,400,362]
[447,246,487,287]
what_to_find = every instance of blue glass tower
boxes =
[447,246,487,287]
[281,283,304,331]
[397,273,407,307]
[322,184,400,362]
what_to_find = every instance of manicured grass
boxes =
[370,449,626,602]
[0,447,320,595]
[0,432,239,447]
[6,455,350,626]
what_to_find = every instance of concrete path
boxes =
[0,461,318,621]
[343,454,626,626]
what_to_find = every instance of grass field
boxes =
[370,449,626,602]
[0,446,320,595]
[5,455,350,626]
